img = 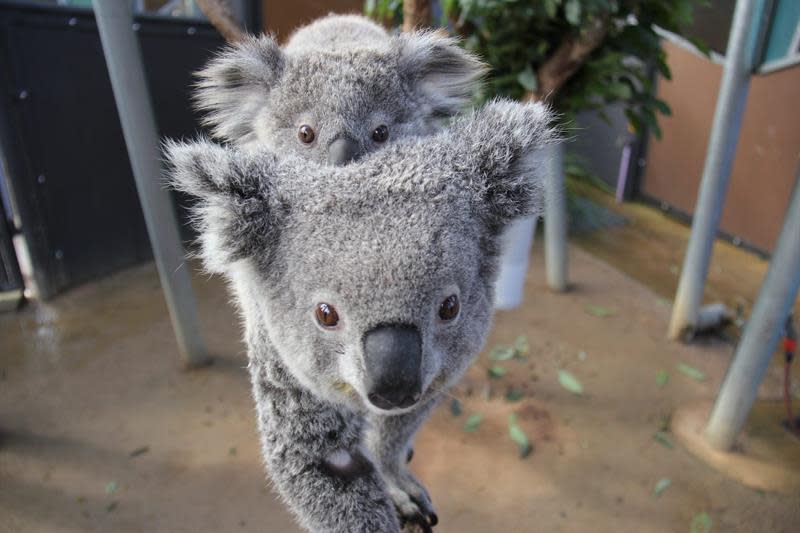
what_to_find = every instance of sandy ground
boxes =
[1,241,798,532]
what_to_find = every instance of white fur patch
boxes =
[325,449,354,470]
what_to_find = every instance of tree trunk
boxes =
[196,0,246,43]
[402,0,432,32]
[530,18,607,102]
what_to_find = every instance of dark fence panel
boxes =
[0,4,224,298]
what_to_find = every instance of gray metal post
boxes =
[705,175,800,450]
[667,0,758,340]
[544,142,567,292]
[93,0,209,367]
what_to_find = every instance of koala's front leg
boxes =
[367,396,441,531]
[252,364,400,533]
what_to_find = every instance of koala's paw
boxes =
[385,470,437,533]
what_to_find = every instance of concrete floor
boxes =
[2,227,799,531]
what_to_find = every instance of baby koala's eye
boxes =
[371,124,389,143]
[298,125,316,144]
[315,302,339,328]
[438,295,460,321]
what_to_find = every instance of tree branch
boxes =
[530,17,607,102]
[402,0,432,32]
[196,0,247,43]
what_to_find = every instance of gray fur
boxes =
[166,99,556,533]
[193,14,487,161]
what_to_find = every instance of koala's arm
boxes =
[250,357,401,533]
[366,396,441,526]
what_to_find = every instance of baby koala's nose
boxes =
[327,135,361,166]
[362,324,422,411]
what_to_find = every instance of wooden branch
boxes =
[196,0,247,43]
[530,17,607,102]
[402,0,432,32]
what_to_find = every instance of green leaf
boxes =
[450,398,462,417]
[656,370,670,387]
[489,364,508,378]
[585,305,615,317]
[564,0,581,25]
[508,414,533,458]
[678,363,706,382]
[606,82,633,100]
[654,478,671,497]
[490,345,515,361]
[653,431,674,449]
[558,369,584,395]
[517,65,538,92]
[688,37,711,57]
[464,413,484,433]
[514,336,530,357]
[690,512,713,533]
[543,0,559,18]
[506,388,524,402]
[653,98,672,116]
[105,481,118,495]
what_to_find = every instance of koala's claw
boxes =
[388,471,437,531]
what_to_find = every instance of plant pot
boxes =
[494,215,538,310]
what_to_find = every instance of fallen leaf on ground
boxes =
[656,370,669,387]
[690,512,712,533]
[489,346,515,361]
[585,305,615,317]
[678,363,706,381]
[464,413,483,433]
[578,350,587,361]
[129,446,149,458]
[228,447,237,456]
[105,482,118,495]
[653,478,671,497]
[558,369,584,395]
[653,431,674,449]
[488,365,508,378]
[106,501,118,512]
[508,414,533,458]
[450,398,462,416]
[514,336,529,357]
[505,388,524,402]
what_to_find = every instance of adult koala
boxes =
[166,99,556,532]
[193,14,486,165]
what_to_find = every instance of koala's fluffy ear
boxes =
[395,30,487,118]
[164,139,282,273]
[194,35,285,143]
[446,99,559,229]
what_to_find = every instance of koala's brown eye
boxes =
[298,125,316,144]
[438,295,460,321]
[371,124,389,143]
[315,303,339,328]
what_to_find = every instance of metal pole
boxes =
[544,142,567,292]
[705,175,800,450]
[667,0,759,340]
[93,0,209,367]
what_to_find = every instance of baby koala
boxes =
[193,14,486,165]
[167,100,556,533]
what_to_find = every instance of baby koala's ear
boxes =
[446,98,559,229]
[193,35,285,143]
[164,139,282,273]
[395,30,487,118]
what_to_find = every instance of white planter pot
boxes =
[493,215,538,310]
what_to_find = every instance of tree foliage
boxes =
[367,0,708,137]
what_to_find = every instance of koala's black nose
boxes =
[328,136,361,166]
[363,324,422,410]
